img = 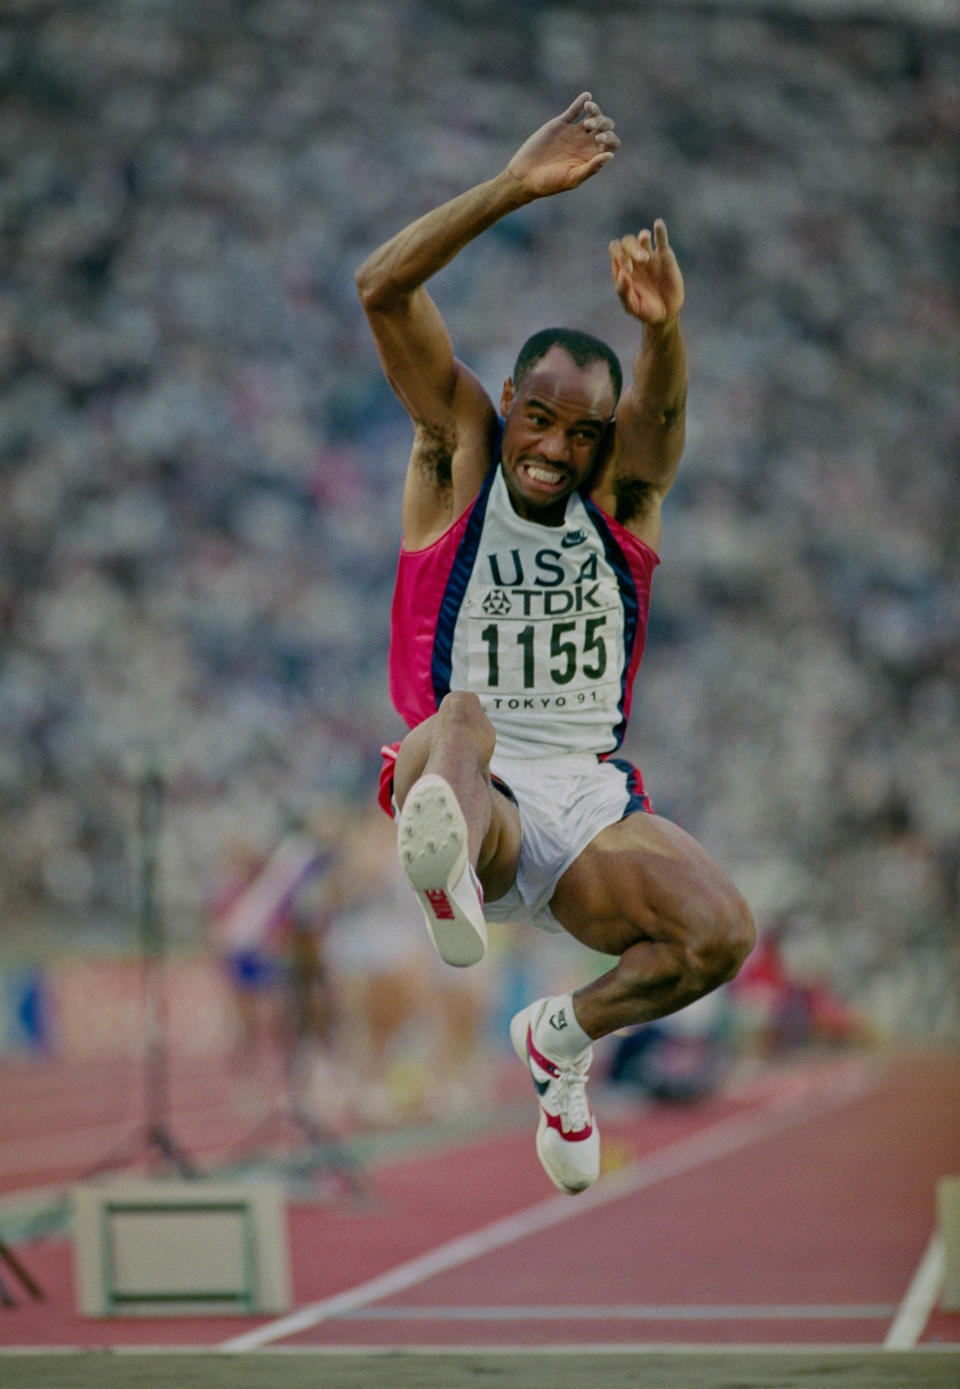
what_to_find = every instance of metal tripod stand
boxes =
[84,764,196,1180]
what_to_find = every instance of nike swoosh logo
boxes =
[562,530,587,548]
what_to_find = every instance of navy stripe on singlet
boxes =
[607,756,653,815]
[431,459,499,709]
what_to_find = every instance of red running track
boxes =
[1,1047,958,1352]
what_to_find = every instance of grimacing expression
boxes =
[499,346,617,525]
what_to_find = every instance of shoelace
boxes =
[551,1052,592,1132]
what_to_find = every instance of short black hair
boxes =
[512,327,623,405]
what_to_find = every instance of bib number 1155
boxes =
[479,615,608,689]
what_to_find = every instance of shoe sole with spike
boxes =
[398,774,486,967]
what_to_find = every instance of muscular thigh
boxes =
[550,812,735,956]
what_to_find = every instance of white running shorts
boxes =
[486,751,652,934]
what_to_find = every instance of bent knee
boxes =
[436,690,495,750]
[687,886,755,990]
[438,689,488,723]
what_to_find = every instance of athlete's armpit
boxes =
[411,421,456,490]
[612,474,657,526]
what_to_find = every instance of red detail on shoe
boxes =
[542,1107,594,1141]
[525,1024,561,1080]
[424,889,455,920]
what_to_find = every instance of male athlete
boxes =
[355,92,755,1194]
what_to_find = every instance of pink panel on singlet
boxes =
[593,504,659,735]
[388,503,475,730]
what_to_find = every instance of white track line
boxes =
[884,1233,945,1349]
[221,1060,878,1351]
[5,1344,960,1358]
[333,1302,897,1321]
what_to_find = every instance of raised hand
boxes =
[610,220,684,326]
[506,92,619,198]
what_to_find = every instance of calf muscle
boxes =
[552,813,755,1038]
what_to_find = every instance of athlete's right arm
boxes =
[355,93,619,543]
[354,182,521,538]
[352,183,519,483]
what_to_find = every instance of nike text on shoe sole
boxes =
[397,774,486,967]
[509,1005,599,1195]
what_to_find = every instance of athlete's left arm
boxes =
[599,219,687,550]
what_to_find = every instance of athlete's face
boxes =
[499,347,616,525]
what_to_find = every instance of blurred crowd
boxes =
[0,0,957,1041]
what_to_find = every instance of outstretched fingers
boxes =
[560,92,620,156]
[614,226,658,264]
[608,241,638,315]
[508,93,620,195]
[581,101,620,155]
[560,91,593,122]
[608,220,682,323]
